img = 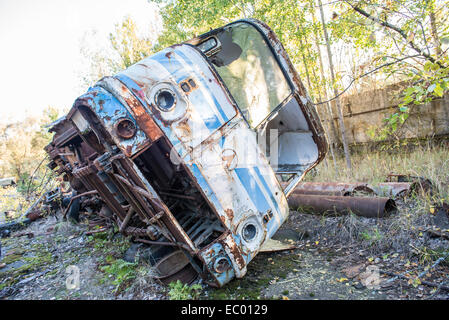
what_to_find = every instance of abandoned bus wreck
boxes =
[44,19,327,287]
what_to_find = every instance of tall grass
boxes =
[306,144,449,200]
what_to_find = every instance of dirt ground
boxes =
[1,199,448,300]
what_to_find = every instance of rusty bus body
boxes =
[45,19,327,287]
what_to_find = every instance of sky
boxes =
[0,0,162,123]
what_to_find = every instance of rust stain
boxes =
[224,208,234,222]
[131,87,146,101]
[147,103,171,127]
[219,215,227,225]
[222,237,245,270]
[98,99,105,111]
[125,145,133,156]
[174,118,191,137]
[119,85,164,142]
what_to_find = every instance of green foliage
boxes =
[87,230,130,256]
[379,60,448,140]
[416,247,449,266]
[360,227,383,245]
[100,258,137,292]
[109,15,154,69]
[344,0,449,140]
[0,106,60,200]
[79,15,156,87]
[168,280,202,300]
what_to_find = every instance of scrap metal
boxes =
[288,193,397,218]
[291,182,375,196]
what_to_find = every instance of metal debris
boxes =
[385,173,434,196]
[286,173,436,218]
[372,182,412,197]
[291,182,375,196]
[288,193,397,218]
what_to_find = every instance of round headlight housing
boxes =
[115,118,136,139]
[242,223,257,242]
[213,257,231,273]
[155,89,176,112]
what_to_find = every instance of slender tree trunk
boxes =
[429,3,442,56]
[310,3,339,170]
[305,40,337,172]
[298,36,313,97]
[317,0,352,170]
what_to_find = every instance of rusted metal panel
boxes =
[97,77,163,144]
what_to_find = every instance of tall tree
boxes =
[310,0,338,171]
[318,0,352,169]
[0,107,58,183]
[109,16,155,70]
[80,16,156,88]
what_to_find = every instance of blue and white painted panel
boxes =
[79,87,149,156]
[188,119,289,252]
[117,44,238,152]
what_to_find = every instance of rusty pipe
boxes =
[119,207,135,233]
[288,194,396,218]
[291,182,375,197]
[373,182,412,197]
[374,181,433,197]
[291,189,347,196]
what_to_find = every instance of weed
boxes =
[168,280,202,300]
[360,227,383,244]
[415,247,449,266]
[87,230,130,257]
[100,258,137,292]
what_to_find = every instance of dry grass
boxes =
[306,144,449,200]
[298,144,449,258]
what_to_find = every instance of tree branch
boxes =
[315,54,421,105]
[343,0,445,68]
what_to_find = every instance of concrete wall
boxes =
[317,82,449,145]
